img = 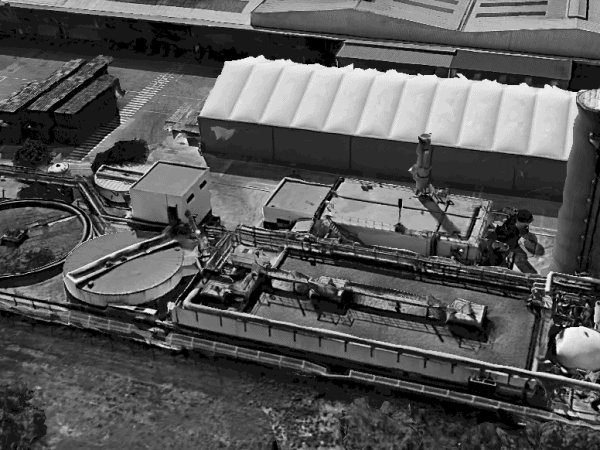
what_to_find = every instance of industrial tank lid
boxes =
[577,89,600,114]
[63,231,184,296]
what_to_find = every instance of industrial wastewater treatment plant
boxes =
[4,56,600,435]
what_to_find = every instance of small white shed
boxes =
[129,161,211,224]
[262,178,331,229]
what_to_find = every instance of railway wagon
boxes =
[24,55,112,143]
[0,59,85,144]
[53,74,120,146]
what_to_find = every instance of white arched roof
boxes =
[200,56,579,161]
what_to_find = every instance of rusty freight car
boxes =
[24,55,113,143]
[53,74,121,146]
[0,58,85,144]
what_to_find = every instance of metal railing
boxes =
[232,225,542,293]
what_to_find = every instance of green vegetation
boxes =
[91,138,150,173]
[12,139,54,169]
[338,396,600,450]
[0,382,46,450]
[341,398,425,449]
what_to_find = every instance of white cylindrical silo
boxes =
[552,90,600,276]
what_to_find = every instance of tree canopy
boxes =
[12,139,54,169]
[1,382,47,449]
[91,139,150,173]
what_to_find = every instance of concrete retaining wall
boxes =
[173,306,532,392]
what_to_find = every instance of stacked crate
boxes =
[0,59,85,144]
[25,55,113,144]
[53,75,121,146]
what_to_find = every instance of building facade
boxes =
[129,161,211,225]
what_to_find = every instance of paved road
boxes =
[0,43,219,164]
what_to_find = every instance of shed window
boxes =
[186,193,195,203]
[199,180,207,190]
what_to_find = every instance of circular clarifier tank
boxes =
[0,199,91,279]
[63,231,184,306]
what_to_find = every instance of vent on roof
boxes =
[393,0,455,15]
[476,0,547,18]
[567,0,589,19]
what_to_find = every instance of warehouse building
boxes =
[199,56,595,199]
[129,161,211,225]
[334,41,574,90]
[252,0,600,61]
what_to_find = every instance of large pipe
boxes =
[552,93,600,276]
[412,133,433,193]
[183,287,202,306]
[416,133,433,169]
[544,271,600,295]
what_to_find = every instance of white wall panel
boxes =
[292,67,346,130]
[324,69,377,135]
[457,82,503,150]
[356,73,410,138]
[388,76,439,142]
[230,61,294,124]
[260,64,325,126]
[528,88,573,159]
[426,79,471,146]
[201,57,270,120]
[492,85,536,155]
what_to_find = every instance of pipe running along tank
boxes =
[552,90,600,277]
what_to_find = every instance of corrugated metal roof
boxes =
[0,59,85,114]
[471,0,549,20]
[9,0,256,27]
[28,56,113,113]
[451,49,572,80]
[200,56,580,161]
[343,39,455,54]
[94,176,135,193]
[337,42,455,67]
[94,163,150,192]
[111,0,248,13]
[255,0,576,30]
[356,0,470,30]
[54,74,117,116]
[253,0,359,13]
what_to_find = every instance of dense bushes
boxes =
[12,139,54,169]
[0,382,47,450]
[91,138,149,173]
